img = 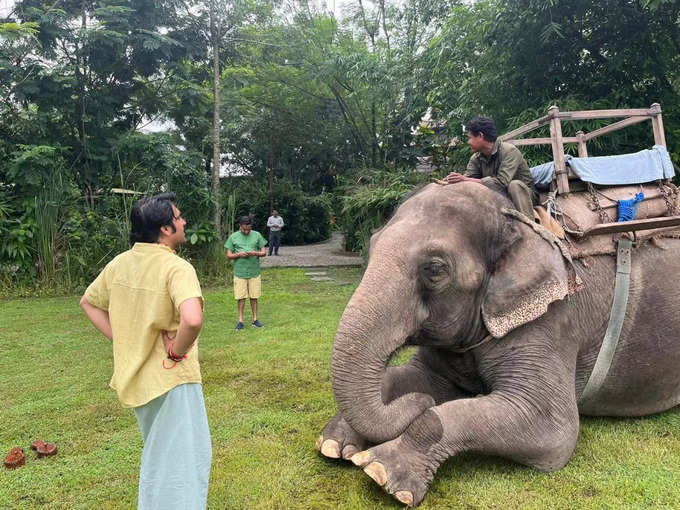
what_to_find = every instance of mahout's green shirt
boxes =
[225,230,267,278]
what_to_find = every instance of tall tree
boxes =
[210,0,222,237]
[426,0,680,159]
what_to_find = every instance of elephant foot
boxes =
[316,413,367,460]
[350,438,434,507]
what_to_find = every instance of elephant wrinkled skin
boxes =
[316,182,680,507]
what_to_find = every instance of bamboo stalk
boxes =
[557,108,652,120]
[506,136,579,146]
[582,116,650,142]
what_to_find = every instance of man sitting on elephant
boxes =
[443,116,538,219]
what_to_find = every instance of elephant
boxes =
[315,181,680,507]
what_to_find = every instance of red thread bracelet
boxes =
[167,347,187,362]
[166,338,188,362]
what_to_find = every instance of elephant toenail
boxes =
[364,461,387,486]
[395,491,414,506]
[342,444,358,460]
[350,451,371,466]
[315,435,323,451]
[320,439,340,458]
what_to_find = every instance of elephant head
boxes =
[332,182,579,443]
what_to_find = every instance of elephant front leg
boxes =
[351,392,580,507]
[317,358,470,461]
[315,413,368,460]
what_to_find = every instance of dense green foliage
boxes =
[222,178,333,245]
[2,269,680,508]
[2,0,679,292]
[339,169,431,253]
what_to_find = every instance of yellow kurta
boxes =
[84,243,203,407]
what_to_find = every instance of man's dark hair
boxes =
[465,116,497,142]
[239,216,251,225]
[129,192,177,244]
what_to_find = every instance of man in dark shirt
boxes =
[443,116,537,219]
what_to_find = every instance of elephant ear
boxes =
[481,208,582,338]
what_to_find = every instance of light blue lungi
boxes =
[134,383,212,510]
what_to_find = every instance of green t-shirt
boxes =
[224,230,267,278]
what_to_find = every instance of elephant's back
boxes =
[575,238,680,416]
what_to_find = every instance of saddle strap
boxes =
[580,238,632,404]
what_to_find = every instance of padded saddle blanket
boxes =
[549,183,680,259]
[531,145,675,188]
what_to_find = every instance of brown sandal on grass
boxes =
[4,447,25,469]
[31,440,46,451]
[31,440,58,458]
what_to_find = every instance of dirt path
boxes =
[260,232,363,268]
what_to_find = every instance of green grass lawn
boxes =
[1,267,679,509]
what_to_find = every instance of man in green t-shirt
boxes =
[225,216,267,330]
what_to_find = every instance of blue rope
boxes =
[617,192,644,222]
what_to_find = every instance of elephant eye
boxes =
[420,258,450,288]
[427,261,444,274]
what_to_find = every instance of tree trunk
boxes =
[269,149,274,212]
[371,101,377,167]
[76,0,87,164]
[210,0,222,238]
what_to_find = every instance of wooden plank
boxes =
[576,131,588,157]
[549,106,569,194]
[579,216,680,237]
[655,113,667,146]
[506,136,579,146]
[558,108,652,120]
[582,116,650,142]
[650,104,666,146]
[651,116,662,145]
[499,114,552,141]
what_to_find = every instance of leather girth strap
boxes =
[580,238,633,405]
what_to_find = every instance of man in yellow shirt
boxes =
[80,192,211,510]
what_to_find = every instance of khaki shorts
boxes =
[233,275,262,300]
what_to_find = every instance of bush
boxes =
[337,168,430,254]
[0,134,216,296]
[181,240,232,289]
[221,178,333,245]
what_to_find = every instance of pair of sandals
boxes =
[4,440,57,469]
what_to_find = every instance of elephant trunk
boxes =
[332,263,434,443]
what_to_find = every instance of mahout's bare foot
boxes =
[315,413,368,460]
[351,436,436,507]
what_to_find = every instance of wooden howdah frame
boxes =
[498,103,679,236]
[499,103,667,195]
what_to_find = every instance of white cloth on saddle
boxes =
[530,145,675,187]
[530,161,556,189]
